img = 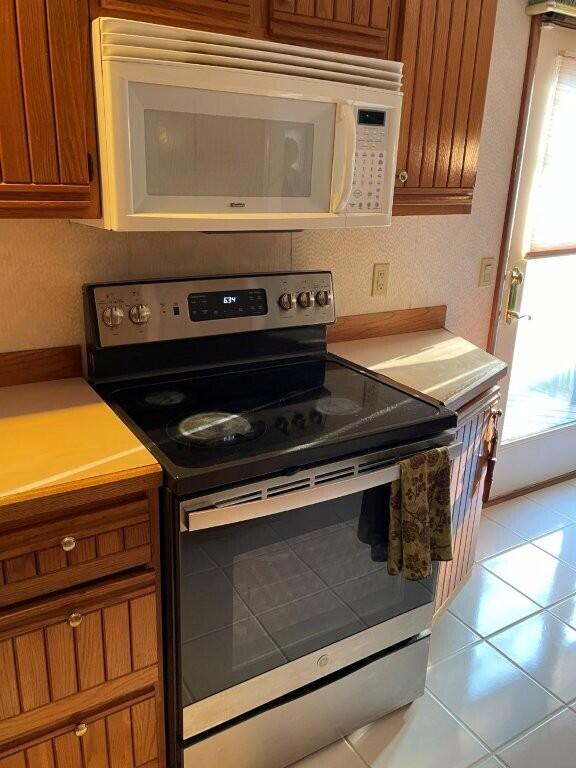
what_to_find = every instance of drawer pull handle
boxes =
[75,723,88,738]
[61,536,76,552]
[67,613,83,628]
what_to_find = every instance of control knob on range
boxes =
[297,291,314,309]
[129,304,152,325]
[102,306,124,328]
[315,290,332,307]
[278,293,295,311]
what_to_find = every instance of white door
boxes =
[492,25,576,497]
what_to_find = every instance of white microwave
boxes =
[85,18,403,232]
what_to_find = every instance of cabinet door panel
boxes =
[94,0,250,34]
[0,696,160,768]
[14,0,59,183]
[270,0,391,57]
[0,576,157,729]
[435,394,498,611]
[393,0,497,215]
[0,495,152,608]
[0,0,98,217]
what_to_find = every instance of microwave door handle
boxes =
[184,441,463,532]
[331,103,357,214]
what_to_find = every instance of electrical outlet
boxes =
[372,263,390,296]
[479,257,495,287]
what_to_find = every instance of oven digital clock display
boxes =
[188,289,268,321]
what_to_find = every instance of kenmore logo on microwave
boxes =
[229,202,246,208]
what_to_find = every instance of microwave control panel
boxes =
[349,109,387,214]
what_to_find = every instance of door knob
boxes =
[396,169,408,183]
[506,311,532,323]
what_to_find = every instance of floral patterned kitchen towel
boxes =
[387,447,453,580]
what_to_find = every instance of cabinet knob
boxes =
[75,723,88,738]
[396,169,408,183]
[67,612,83,628]
[60,536,76,552]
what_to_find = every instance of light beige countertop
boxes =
[329,329,507,411]
[0,377,159,504]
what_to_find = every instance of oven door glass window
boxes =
[179,486,435,707]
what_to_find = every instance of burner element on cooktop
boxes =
[144,390,186,407]
[313,396,362,416]
[173,412,264,447]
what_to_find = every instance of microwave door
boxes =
[126,83,337,217]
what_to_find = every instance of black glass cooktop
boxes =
[103,357,455,495]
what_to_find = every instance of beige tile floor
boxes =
[291,478,576,768]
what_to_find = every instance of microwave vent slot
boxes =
[98,19,403,93]
[315,465,355,484]
[267,478,312,497]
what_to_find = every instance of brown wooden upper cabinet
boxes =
[268,1,395,57]
[392,0,497,215]
[0,0,99,218]
[93,0,252,34]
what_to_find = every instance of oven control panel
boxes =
[89,272,335,347]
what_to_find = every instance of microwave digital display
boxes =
[358,110,386,127]
[188,289,268,321]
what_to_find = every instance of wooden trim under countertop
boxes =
[0,345,82,387]
[327,306,447,344]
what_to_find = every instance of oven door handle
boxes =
[184,441,463,532]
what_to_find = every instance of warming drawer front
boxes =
[183,634,429,768]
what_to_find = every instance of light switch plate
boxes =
[479,257,495,287]
[372,263,390,296]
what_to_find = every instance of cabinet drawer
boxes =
[0,495,153,608]
[0,693,159,767]
[0,572,158,750]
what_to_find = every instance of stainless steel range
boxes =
[83,271,459,768]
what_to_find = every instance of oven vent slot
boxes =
[357,458,395,474]
[314,466,356,484]
[267,478,312,497]
[216,491,263,507]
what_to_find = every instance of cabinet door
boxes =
[393,0,497,215]
[435,390,499,612]
[0,0,99,218]
[0,694,159,768]
[93,0,251,34]
[0,574,159,746]
[269,0,393,56]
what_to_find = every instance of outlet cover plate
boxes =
[372,263,390,296]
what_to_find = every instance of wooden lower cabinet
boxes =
[435,387,500,612]
[0,475,165,766]
[0,573,158,740]
[0,494,153,609]
[0,693,159,768]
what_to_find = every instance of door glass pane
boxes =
[144,109,314,198]
[179,488,435,706]
[503,254,576,441]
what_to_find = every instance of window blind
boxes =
[529,52,576,254]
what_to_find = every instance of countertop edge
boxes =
[0,460,162,518]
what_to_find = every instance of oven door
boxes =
[178,440,460,739]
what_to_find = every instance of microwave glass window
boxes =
[144,109,315,198]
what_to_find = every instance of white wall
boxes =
[0,0,530,354]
